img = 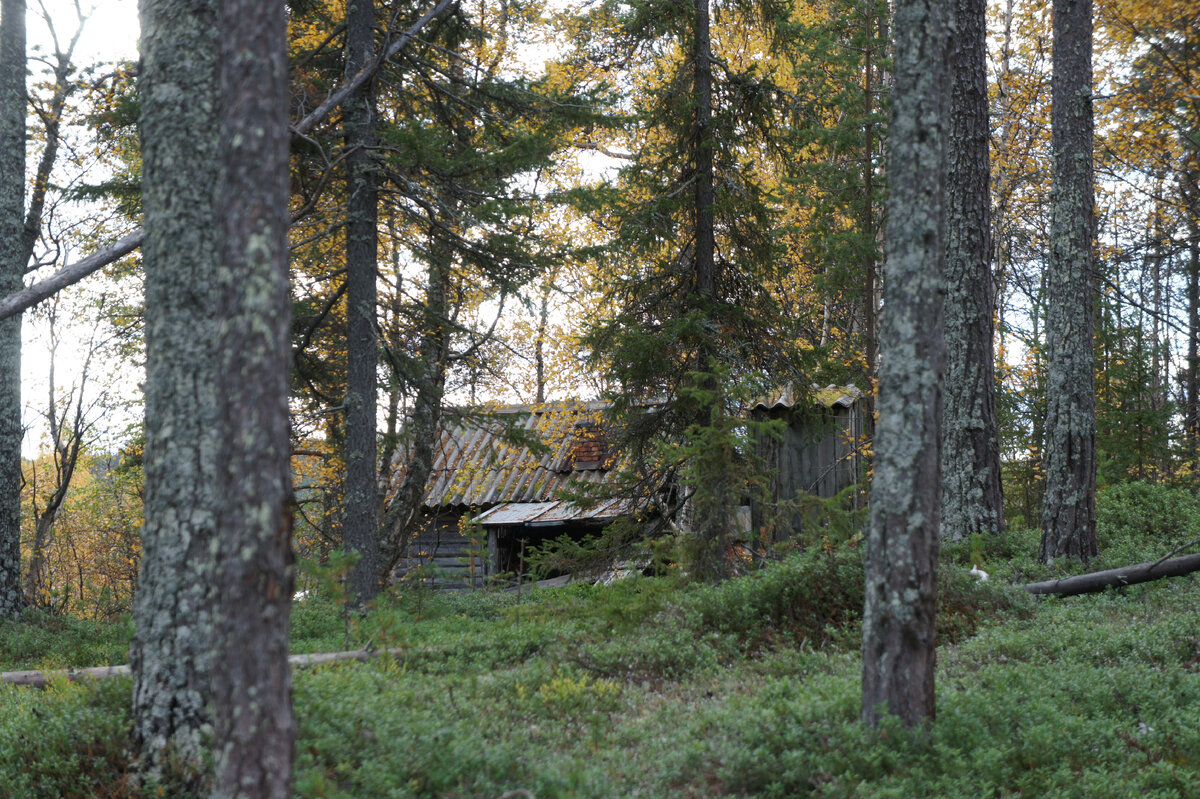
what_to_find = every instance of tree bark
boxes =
[685,0,732,582]
[342,0,380,606]
[941,0,1005,542]
[131,0,221,785]
[1040,0,1098,563]
[209,0,295,796]
[0,0,25,619]
[2,647,408,688]
[861,0,948,729]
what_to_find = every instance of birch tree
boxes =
[861,0,948,728]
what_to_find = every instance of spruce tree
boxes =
[573,0,808,578]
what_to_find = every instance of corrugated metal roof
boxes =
[393,400,619,510]
[753,384,862,412]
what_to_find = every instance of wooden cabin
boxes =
[388,400,628,589]
[388,387,865,587]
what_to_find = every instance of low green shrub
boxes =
[0,611,132,670]
[1096,481,1200,564]
[684,543,865,651]
[0,677,135,799]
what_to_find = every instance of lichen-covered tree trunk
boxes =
[0,0,25,619]
[342,0,381,606]
[131,0,221,784]
[209,0,295,795]
[861,0,947,729]
[941,0,1004,542]
[1040,0,1097,563]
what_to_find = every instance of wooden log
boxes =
[1,647,407,689]
[1023,552,1200,597]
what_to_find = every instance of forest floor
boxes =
[1,530,1199,798]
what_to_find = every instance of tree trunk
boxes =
[861,0,948,729]
[685,0,732,582]
[342,0,380,606]
[131,0,221,785]
[0,0,25,619]
[210,0,295,795]
[941,0,1005,542]
[378,245,449,582]
[1040,0,1097,563]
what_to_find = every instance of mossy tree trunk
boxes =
[209,0,295,795]
[861,0,948,729]
[132,0,221,785]
[342,0,381,606]
[941,0,1005,542]
[0,0,25,619]
[1040,0,1098,563]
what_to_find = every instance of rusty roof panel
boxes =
[391,400,619,510]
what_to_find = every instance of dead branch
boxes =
[0,0,458,322]
[1,647,407,688]
[0,230,143,321]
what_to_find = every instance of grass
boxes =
[1,537,1197,798]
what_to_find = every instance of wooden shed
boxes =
[387,400,628,589]
[750,385,865,541]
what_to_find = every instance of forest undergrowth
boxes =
[1,487,1199,798]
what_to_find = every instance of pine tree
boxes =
[1040,0,1098,562]
[941,0,1004,541]
[341,0,381,606]
[0,0,24,618]
[131,0,222,784]
[861,0,948,728]
[209,0,295,792]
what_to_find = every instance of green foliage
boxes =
[1095,481,1200,565]
[2,536,1198,798]
[685,544,864,650]
[0,611,132,670]
[0,678,135,799]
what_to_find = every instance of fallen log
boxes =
[1,647,405,689]
[1024,552,1200,597]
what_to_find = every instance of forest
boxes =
[0,0,1198,796]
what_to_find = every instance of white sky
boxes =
[21,2,140,459]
